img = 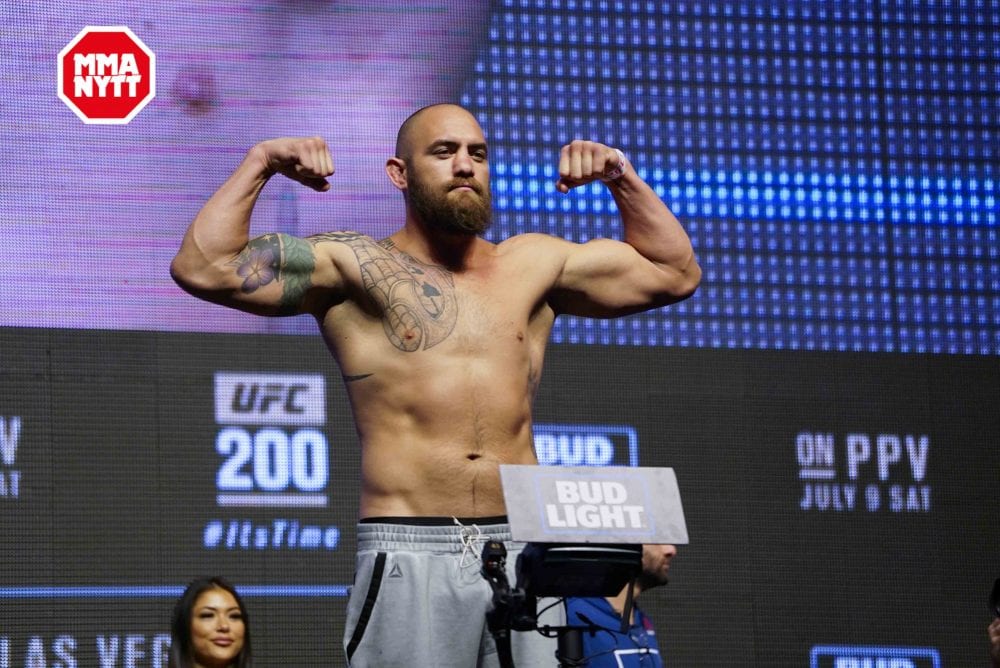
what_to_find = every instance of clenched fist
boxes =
[255,136,335,192]
[556,139,626,193]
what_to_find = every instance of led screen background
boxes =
[1,0,997,351]
[1,0,999,666]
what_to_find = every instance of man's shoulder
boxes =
[304,230,379,246]
[493,233,576,282]
[496,232,575,257]
[302,231,396,264]
[498,231,565,246]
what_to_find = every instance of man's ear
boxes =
[385,157,407,191]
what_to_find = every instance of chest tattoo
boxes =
[311,232,458,351]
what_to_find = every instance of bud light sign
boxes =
[810,645,941,668]
[533,424,639,467]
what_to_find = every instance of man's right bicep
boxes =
[230,232,352,316]
[223,232,308,315]
[177,232,340,317]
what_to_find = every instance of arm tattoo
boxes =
[309,231,457,352]
[230,233,316,315]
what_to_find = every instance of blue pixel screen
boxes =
[468,0,999,354]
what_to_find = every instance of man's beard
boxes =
[637,571,669,591]
[407,170,492,235]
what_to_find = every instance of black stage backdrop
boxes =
[1,327,996,666]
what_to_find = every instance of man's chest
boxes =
[340,245,553,353]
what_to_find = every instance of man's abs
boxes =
[356,429,539,518]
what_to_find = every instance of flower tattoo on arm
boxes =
[230,233,316,315]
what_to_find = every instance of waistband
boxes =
[360,515,508,526]
[356,516,513,553]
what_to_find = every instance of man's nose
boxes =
[453,149,474,175]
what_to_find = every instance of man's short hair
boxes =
[395,103,465,160]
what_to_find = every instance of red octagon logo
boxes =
[58,26,156,125]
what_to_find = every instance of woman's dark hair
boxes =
[169,576,252,668]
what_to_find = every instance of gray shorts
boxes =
[343,517,564,667]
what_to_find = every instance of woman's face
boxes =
[190,587,245,668]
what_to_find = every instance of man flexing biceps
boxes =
[172,104,700,667]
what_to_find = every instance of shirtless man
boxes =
[171,103,700,667]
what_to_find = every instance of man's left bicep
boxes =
[552,239,684,317]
